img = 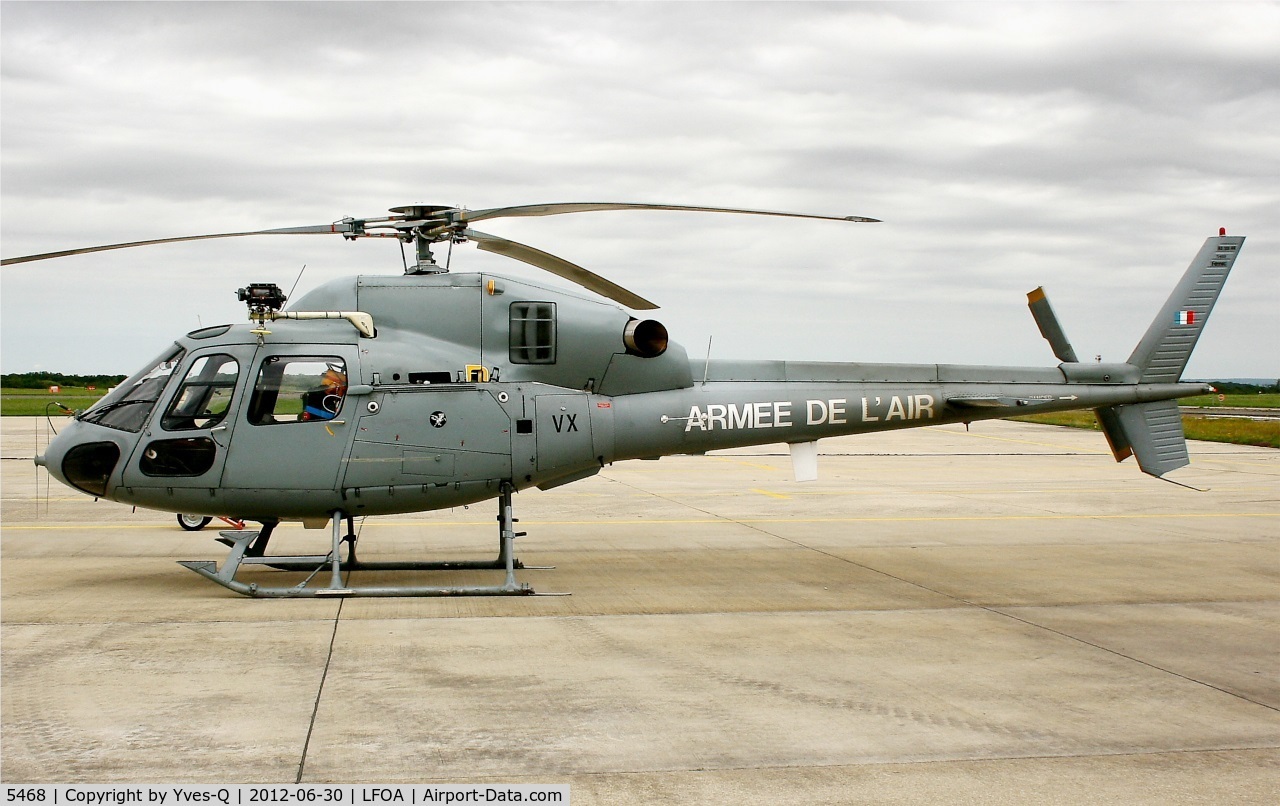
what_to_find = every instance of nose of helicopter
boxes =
[38,420,127,498]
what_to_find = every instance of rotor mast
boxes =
[387,204,458,274]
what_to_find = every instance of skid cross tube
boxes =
[178,483,548,597]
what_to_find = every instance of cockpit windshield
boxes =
[79,345,186,433]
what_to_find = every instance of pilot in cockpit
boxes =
[300,366,347,421]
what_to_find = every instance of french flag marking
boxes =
[1175,310,1196,325]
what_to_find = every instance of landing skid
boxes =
[178,483,560,598]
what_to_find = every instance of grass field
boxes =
[1,387,107,416]
[1009,409,1280,449]
[1181,392,1280,408]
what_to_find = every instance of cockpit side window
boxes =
[248,356,347,425]
[161,354,240,431]
[79,346,186,433]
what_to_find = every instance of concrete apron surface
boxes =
[3,415,1278,803]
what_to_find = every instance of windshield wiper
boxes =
[79,398,155,421]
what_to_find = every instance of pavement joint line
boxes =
[601,476,1280,720]
[928,427,1113,454]
[988,606,1280,716]
[5,601,1278,630]
[1192,459,1280,477]
[295,517,366,782]
[601,475,992,614]
[753,510,1280,717]
[253,745,1280,788]
[296,581,349,783]
[773,530,1280,718]
[492,744,1280,780]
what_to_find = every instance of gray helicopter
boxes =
[3,204,1244,598]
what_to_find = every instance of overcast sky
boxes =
[2,1,1277,379]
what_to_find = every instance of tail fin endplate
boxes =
[1110,400,1190,477]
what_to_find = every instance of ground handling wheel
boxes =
[177,514,213,531]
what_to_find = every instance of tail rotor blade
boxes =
[1026,287,1079,363]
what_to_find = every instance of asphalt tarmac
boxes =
[2,415,1277,803]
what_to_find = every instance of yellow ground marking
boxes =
[751,488,791,499]
[713,457,784,472]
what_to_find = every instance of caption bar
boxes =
[2,786,569,806]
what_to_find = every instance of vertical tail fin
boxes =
[1127,233,1245,382]
[1098,232,1242,478]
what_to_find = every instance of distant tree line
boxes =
[2,372,127,390]
[1207,381,1279,394]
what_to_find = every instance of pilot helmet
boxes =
[322,366,347,394]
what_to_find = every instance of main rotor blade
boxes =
[0,223,357,266]
[458,202,880,226]
[464,228,659,310]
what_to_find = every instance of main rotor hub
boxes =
[384,205,468,274]
[388,204,458,222]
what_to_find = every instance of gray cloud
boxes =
[2,1,1276,378]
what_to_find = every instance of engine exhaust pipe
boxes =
[623,318,668,358]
